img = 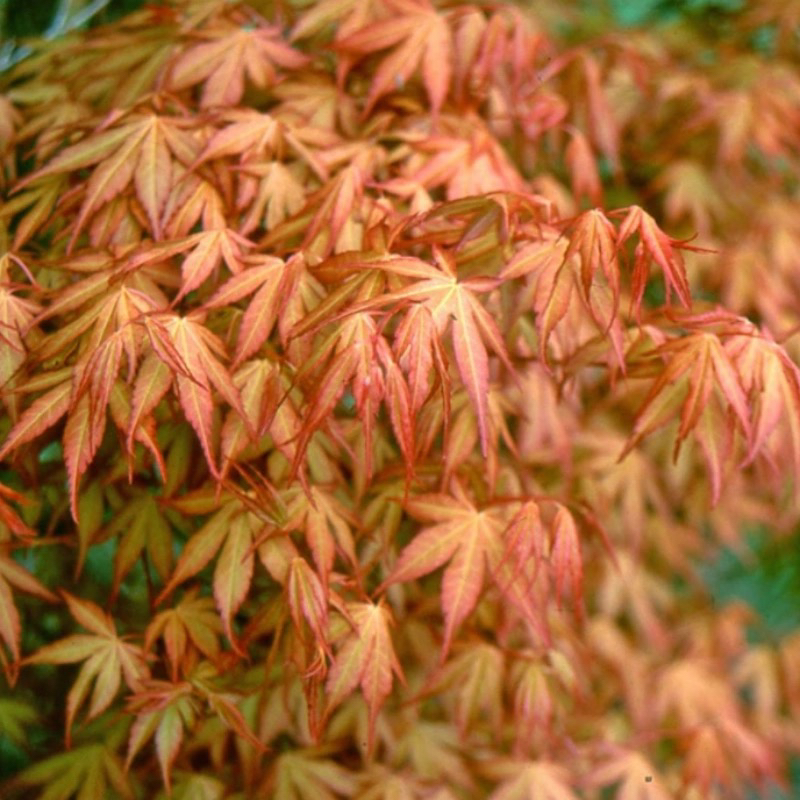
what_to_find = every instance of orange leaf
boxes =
[287,557,330,653]
[145,592,222,681]
[169,25,308,107]
[325,601,403,753]
[126,681,197,794]
[213,512,255,652]
[335,0,453,115]
[382,488,507,659]
[617,206,692,309]
[0,380,71,461]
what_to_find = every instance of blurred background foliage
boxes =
[0,0,799,795]
[0,0,145,39]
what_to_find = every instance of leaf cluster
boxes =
[1,0,800,798]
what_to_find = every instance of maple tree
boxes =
[1,0,800,797]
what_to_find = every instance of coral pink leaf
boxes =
[64,392,106,523]
[287,557,329,652]
[440,518,486,658]
[0,381,71,461]
[127,353,173,452]
[451,290,491,457]
[213,513,254,652]
[550,506,583,615]
[325,602,403,754]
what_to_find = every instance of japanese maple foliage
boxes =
[1,0,800,798]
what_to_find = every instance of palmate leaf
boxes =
[324,601,404,754]
[333,0,454,116]
[301,164,369,256]
[281,486,358,593]
[143,312,250,478]
[194,110,284,165]
[172,228,254,304]
[615,205,694,312]
[270,748,359,800]
[391,720,470,790]
[290,0,383,45]
[29,262,165,373]
[406,129,528,201]
[728,323,800,482]
[342,249,514,456]
[23,594,149,745]
[238,160,308,235]
[380,485,509,658]
[598,550,673,650]
[15,112,200,245]
[290,291,411,481]
[203,254,297,365]
[487,760,579,800]
[125,680,199,795]
[0,554,58,672]
[187,661,266,755]
[586,749,672,800]
[154,499,259,650]
[14,740,134,800]
[194,107,328,182]
[103,493,174,601]
[168,22,309,108]
[0,697,38,748]
[145,591,223,682]
[622,330,751,468]
[438,642,504,736]
[565,209,620,317]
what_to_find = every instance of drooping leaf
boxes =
[325,601,404,752]
[126,680,198,794]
